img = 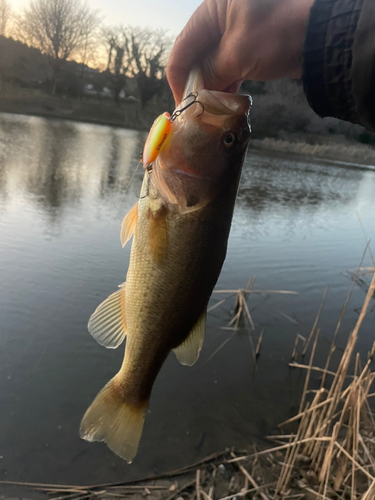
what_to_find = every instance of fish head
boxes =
[148,83,251,212]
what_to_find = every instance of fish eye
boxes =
[223,133,238,148]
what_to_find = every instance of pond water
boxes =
[0,112,374,485]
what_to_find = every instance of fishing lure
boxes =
[142,93,204,168]
[142,112,172,167]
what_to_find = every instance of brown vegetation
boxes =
[250,137,375,165]
[0,86,166,130]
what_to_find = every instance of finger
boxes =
[166,1,225,104]
[201,38,244,92]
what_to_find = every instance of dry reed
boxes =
[272,268,375,498]
[206,278,297,363]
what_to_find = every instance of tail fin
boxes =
[80,377,148,463]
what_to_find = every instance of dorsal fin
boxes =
[120,202,138,248]
[173,310,206,366]
[88,283,127,349]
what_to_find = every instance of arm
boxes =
[302,0,375,132]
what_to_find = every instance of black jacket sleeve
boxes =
[302,0,375,132]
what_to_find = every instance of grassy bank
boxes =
[250,137,375,166]
[0,88,158,130]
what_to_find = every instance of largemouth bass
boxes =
[80,70,251,463]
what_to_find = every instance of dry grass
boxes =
[271,269,375,499]
[228,265,375,499]
[250,138,375,166]
[0,91,158,130]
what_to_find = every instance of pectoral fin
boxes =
[88,283,127,349]
[173,310,206,366]
[120,202,138,248]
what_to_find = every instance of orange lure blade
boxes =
[142,112,172,167]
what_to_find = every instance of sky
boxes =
[9,0,202,37]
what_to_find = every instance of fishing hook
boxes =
[170,92,205,121]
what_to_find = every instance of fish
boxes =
[80,68,251,463]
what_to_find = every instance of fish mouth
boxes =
[198,90,252,117]
[181,65,251,118]
[181,65,252,118]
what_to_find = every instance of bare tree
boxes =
[76,10,102,73]
[101,26,118,72]
[15,0,101,93]
[0,0,12,37]
[128,27,171,108]
[101,25,171,106]
[101,25,133,103]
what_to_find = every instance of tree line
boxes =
[2,0,373,145]
[0,0,172,107]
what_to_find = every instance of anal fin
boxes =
[120,202,138,248]
[88,283,127,349]
[173,310,206,366]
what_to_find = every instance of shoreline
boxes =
[1,95,375,167]
[250,137,375,168]
[0,93,158,131]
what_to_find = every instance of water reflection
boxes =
[0,113,374,485]
[239,151,363,211]
[0,114,145,221]
[1,113,372,222]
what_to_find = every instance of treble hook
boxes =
[170,91,205,121]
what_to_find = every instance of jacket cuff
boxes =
[302,0,367,127]
[351,0,375,132]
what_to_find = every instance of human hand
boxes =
[167,0,315,104]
